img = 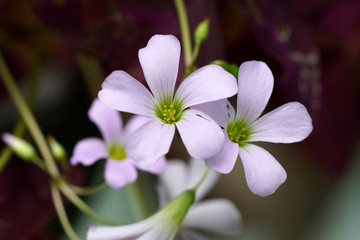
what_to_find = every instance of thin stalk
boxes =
[190,42,200,66]
[56,179,121,226]
[0,50,40,172]
[192,167,210,191]
[126,178,151,221]
[50,182,82,240]
[70,179,106,196]
[0,51,59,177]
[174,0,193,68]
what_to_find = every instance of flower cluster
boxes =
[68,34,312,239]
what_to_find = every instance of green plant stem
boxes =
[50,182,82,240]
[126,178,151,221]
[70,179,106,196]
[56,179,121,226]
[0,51,40,172]
[192,167,210,191]
[0,51,59,178]
[191,42,200,66]
[174,0,193,68]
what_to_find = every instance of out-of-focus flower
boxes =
[193,61,313,196]
[158,158,242,239]
[2,133,36,161]
[70,99,166,189]
[87,189,195,240]
[98,34,237,167]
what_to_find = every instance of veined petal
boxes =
[88,99,122,144]
[104,159,138,189]
[98,70,153,117]
[183,199,242,235]
[135,156,167,174]
[122,115,152,140]
[175,65,237,108]
[176,109,224,160]
[204,137,239,174]
[250,102,313,143]
[239,144,287,197]
[191,99,235,127]
[139,35,180,98]
[70,138,106,166]
[87,215,158,240]
[236,61,274,122]
[125,119,175,167]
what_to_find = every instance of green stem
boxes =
[56,179,121,226]
[174,0,192,68]
[70,179,106,196]
[190,42,200,66]
[0,51,59,177]
[0,50,40,172]
[126,178,151,221]
[50,182,82,240]
[192,167,210,191]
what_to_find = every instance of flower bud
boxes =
[2,133,36,161]
[194,18,210,44]
[47,135,67,162]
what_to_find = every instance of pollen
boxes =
[160,104,179,124]
[226,120,252,145]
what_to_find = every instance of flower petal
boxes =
[70,138,106,166]
[104,159,138,189]
[125,119,175,167]
[204,136,239,174]
[239,144,287,197]
[136,156,167,174]
[183,199,242,235]
[191,99,235,127]
[138,34,180,98]
[98,70,153,117]
[159,159,188,200]
[250,102,313,143]
[176,109,224,160]
[88,99,122,143]
[87,216,156,240]
[123,115,152,140]
[175,65,237,108]
[236,61,274,122]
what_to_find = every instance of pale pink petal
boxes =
[236,61,274,122]
[135,156,167,174]
[70,138,106,166]
[88,99,122,143]
[104,159,138,189]
[98,70,153,117]
[191,99,235,127]
[175,65,237,108]
[123,115,152,140]
[183,199,242,235]
[138,35,180,98]
[204,136,239,174]
[250,102,313,143]
[239,144,287,197]
[176,109,224,160]
[125,119,175,167]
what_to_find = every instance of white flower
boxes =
[159,158,242,239]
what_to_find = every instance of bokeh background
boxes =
[1,0,360,239]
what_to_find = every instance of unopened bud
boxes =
[2,133,36,161]
[194,18,210,44]
[47,135,67,162]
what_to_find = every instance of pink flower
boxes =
[70,99,166,189]
[98,34,238,167]
[193,61,313,196]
